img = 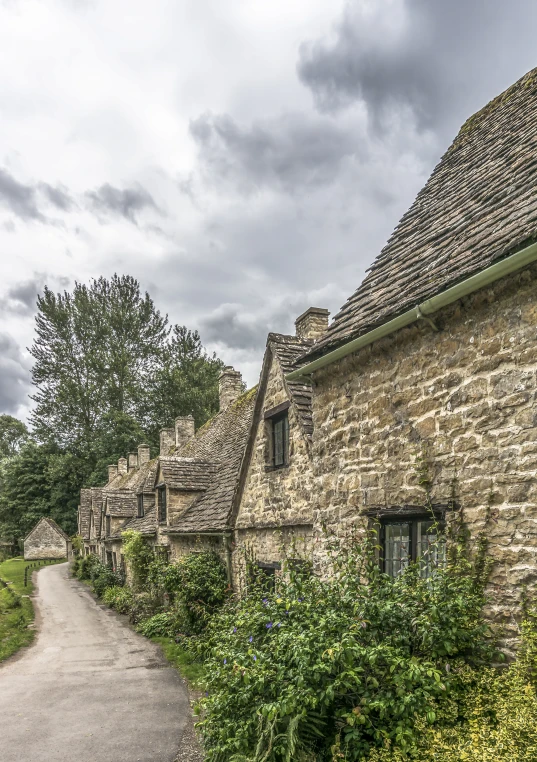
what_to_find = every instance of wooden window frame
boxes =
[137,494,145,518]
[379,514,446,579]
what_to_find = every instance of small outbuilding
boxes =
[24,517,71,561]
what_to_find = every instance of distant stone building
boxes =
[24,517,71,561]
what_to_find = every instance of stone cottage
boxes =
[285,68,537,652]
[24,517,71,561]
[231,309,329,587]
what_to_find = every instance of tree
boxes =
[86,410,146,486]
[145,325,224,438]
[0,415,29,460]
[29,274,169,448]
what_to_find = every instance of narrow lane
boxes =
[0,563,189,762]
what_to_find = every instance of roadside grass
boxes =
[0,556,65,662]
[151,637,206,690]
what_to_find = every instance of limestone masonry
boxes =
[79,68,537,649]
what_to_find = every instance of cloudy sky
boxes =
[1,0,537,419]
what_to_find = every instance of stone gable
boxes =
[24,518,70,561]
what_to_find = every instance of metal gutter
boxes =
[286,240,537,381]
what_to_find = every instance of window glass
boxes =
[272,413,289,467]
[158,487,167,523]
[417,521,446,578]
[384,522,411,578]
[137,494,144,518]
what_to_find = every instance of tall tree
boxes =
[0,415,29,460]
[146,325,224,437]
[29,274,169,448]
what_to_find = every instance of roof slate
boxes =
[268,333,314,437]
[157,458,216,491]
[113,508,157,538]
[167,387,257,533]
[105,490,137,517]
[306,68,537,358]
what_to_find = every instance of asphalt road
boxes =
[0,563,190,762]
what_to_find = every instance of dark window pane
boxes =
[158,488,167,522]
[384,523,410,577]
[417,520,445,578]
[138,494,144,518]
[274,418,284,466]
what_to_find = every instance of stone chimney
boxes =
[117,457,128,475]
[219,367,243,410]
[295,307,330,341]
[138,444,151,466]
[107,464,118,483]
[127,452,138,472]
[175,415,195,449]
[160,428,175,456]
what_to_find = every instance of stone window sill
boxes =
[265,464,289,473]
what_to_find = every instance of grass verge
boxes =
[0,556,65,662]
[151,636,206,690]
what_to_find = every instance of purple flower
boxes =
[249,636,253,643]
[253,655,257,661]
[298,598,303,602]
[233,627,237,633]
[266,622,273,629]
[262,598,268,606]
[205,691,209,697]
[277,622,281,628]
[224,659,227,664]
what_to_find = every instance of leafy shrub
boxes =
[122,530,154,591]
[367,615,537,762]
[89,559,124,597]
[128,591,162,625]
[189,531,496,762]
[102,585,134,614]
[76,553,100,581]
[137,611,177,638]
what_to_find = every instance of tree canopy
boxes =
[0,274,224,544]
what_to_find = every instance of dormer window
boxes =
[105,515,111,537]
[157,486,167,523]
[264,402,290,469]
[137,494,144,518]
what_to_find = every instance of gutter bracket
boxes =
[415,306,439,332]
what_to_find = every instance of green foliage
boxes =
[129,591,162,624]
[137,611,177,638]
[102,585,134,614]
[0,415,28,460]
[146,550,229,635]
[122,530,154,591]
[189,531,496,762]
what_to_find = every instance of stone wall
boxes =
[167,490,198,526]
[310,264,537,650]
[234,351,315,587]
[232,526,314,590]
[24,522,68,560]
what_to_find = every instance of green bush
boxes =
[123,530,153,591]
[189,531,496,762]
[137,611,177,638]
[128,591,162,625]
[76,553,100,580]
[89,558,124,597]
[102,585,134,614]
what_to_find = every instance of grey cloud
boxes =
[190,111,360,193]
[0,167,44,221]
[0,333,31,415]
[85,182,160,223]
[0,273,70,316]
[298,0,537,136]
[38,182,74,211]
[199,303,281,351]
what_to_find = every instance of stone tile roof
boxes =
[112,508,157,538]
[114,459,158,494]
[79,489,92,539]
[104,490,137,517]
[167,387,257,533]
[269,333,314,436]
[157,458,216,491]
[306,68,537,358]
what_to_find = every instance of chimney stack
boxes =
[175,415,195,449]
[117,457,128,475]
[219,367,243,410]
[107,464,118,483]
[138,444,151,466]
[127,452,138,472]
[295,307,330,341]
[159,428,175,456]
